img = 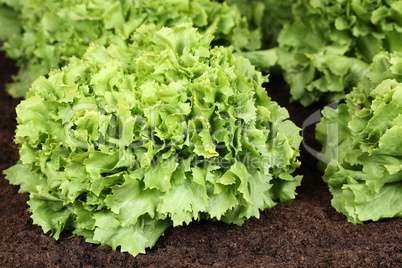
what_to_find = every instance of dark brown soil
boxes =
[0,51,401,268]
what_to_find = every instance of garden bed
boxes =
[0,51,400,267]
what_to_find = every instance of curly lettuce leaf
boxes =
[225,0,294,48]
[222,0,295,72]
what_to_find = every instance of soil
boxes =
[0,50,401,268]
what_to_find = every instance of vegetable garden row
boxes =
[0,0,400,259]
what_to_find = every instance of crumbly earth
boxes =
[0,51,401,267]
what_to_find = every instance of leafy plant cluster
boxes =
[316,50,402,224]
[276,0,402,106]
[0,0,263,98]
[4,24,302,256]
[0,0,401,257]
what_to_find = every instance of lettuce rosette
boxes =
[316,50,402,224]
[0,0,263,98]
[277,0,402,106]
[4,24,302,256]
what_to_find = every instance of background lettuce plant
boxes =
[316,50,402,223]
[4,24,302,256]
[0,0,263,98]
[277,0,402,106]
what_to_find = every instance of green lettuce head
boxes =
[4,24,302,256]
[316,50,402,224]
[0,0,263,98]
[277,0,402,106]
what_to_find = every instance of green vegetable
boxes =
[224,0,294,49]
[316,50,402,224]
[0,0,21,41]
[4,24,302,256]
[221,0,295,73]
[0,0,263,98]
[277,0,402,106]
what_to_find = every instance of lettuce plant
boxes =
[277,0,402,106]
[316,50,402,223]
[0,0,263,98]
[4,24,302,256]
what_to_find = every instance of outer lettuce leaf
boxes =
[277,0,402,106]
[1,0,263,98]
[317,50,402,223]
[0,2,21,41]
[235,48,277,74]
[223,0,294,72]
[225,0,294,48]
[4,24,302,256]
